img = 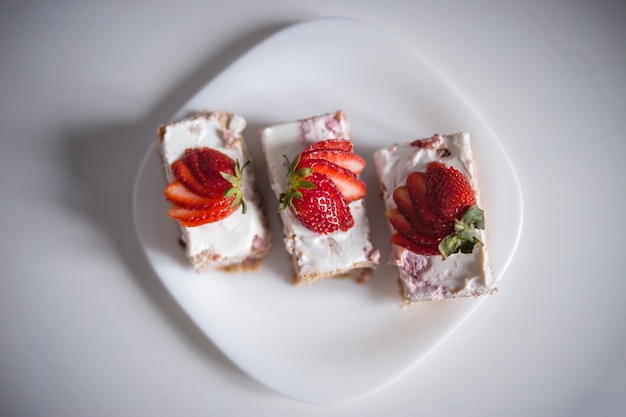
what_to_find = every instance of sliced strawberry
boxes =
[299,149,365,175]
[406,172,446,224]
[385,209,441,248]
[165,181,234,210]
[392,186,422,228]
[425,162,476,220]
[297,158,366,202]
[182,151,211,186]
[171,160,218,198]
[415,209,454,238]
[303,139,353,153]
[280,142,365,234]
[285,171,354,234]
[390,232,441,256]
[167,148,250,227]
[386,163,482,258]
[395,185,453,238]
[183,149,233,196]
[197,148,236,179]
[167,205,236,227]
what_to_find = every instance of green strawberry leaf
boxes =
[438,205,485,259]
[279,154,317,212]
[220,159,250,214]
[296,180,316,189]
[438,234,462,259]
[460,205,484,229]
[460,236,481,253]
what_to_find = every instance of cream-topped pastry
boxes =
[260,111,379,284]
[373,133,496,302]
[158,111,270,271]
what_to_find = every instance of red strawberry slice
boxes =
[197,148,235,178]
[297,158,366,202]
[406,172,449,224]
[171,160,217,198]
[392,185,453,238]
[392,186,422,228]
[425,162,476,220]
[303,139,353,153]
[288,172,354,234]
[299,149,365,175]
[182,151,212,186]
[385,209,441,248]
[166,147,250,227]
[280,141,366,234]
[386,163,482,258]
[167,205,236,227]
[165,181,234,210]
[390,232,441,256]
[183,148,233,196]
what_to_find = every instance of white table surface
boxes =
[1,1,625,416]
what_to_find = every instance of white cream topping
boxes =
[260,112,379,281]
[161,113,268,268]
[373,133,495,301]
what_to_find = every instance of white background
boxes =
[1,1,625,416]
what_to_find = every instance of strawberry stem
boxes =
[279,154,315,212]
[221,159,250,214]
[438,205,484,259]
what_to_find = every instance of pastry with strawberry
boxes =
[158,111,270,271]
[260,111,379,284]
[374,133,496,303]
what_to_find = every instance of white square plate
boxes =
[133,18,522,404]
